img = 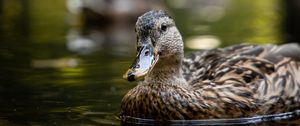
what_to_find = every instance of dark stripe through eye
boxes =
[151,37,156,46]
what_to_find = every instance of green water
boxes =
[0,0,299,125]
[0,50,132,125]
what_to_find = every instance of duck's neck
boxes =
[144,54,187,86]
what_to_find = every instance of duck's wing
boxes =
[254,43,300,113]
[183,43,300,115]
[182,44,257,83]
[183,43,300,84]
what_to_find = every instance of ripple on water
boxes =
[120,109,300,125]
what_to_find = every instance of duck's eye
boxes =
[161,24,167,32]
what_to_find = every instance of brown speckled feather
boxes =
[121,44,300,120]
[182,44,300,116]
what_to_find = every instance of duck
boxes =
[120,10,300,120]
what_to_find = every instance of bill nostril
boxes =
[135,64,140,68]
[127,72,135,82]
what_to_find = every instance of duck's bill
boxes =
[123,44,159,82]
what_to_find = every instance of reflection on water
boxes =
[0,0,299,126]
[121,110,300,125]
[0,48,131,125]
[0,48,133,125]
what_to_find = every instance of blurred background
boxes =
[0,0,299,125]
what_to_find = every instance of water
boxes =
[0,46,137,125]
[0,0,299,125]
[121,110,300,125]
[0,47,133,125]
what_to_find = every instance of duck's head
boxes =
[123,10,183,82]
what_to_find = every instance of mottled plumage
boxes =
[121,10,300,120]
